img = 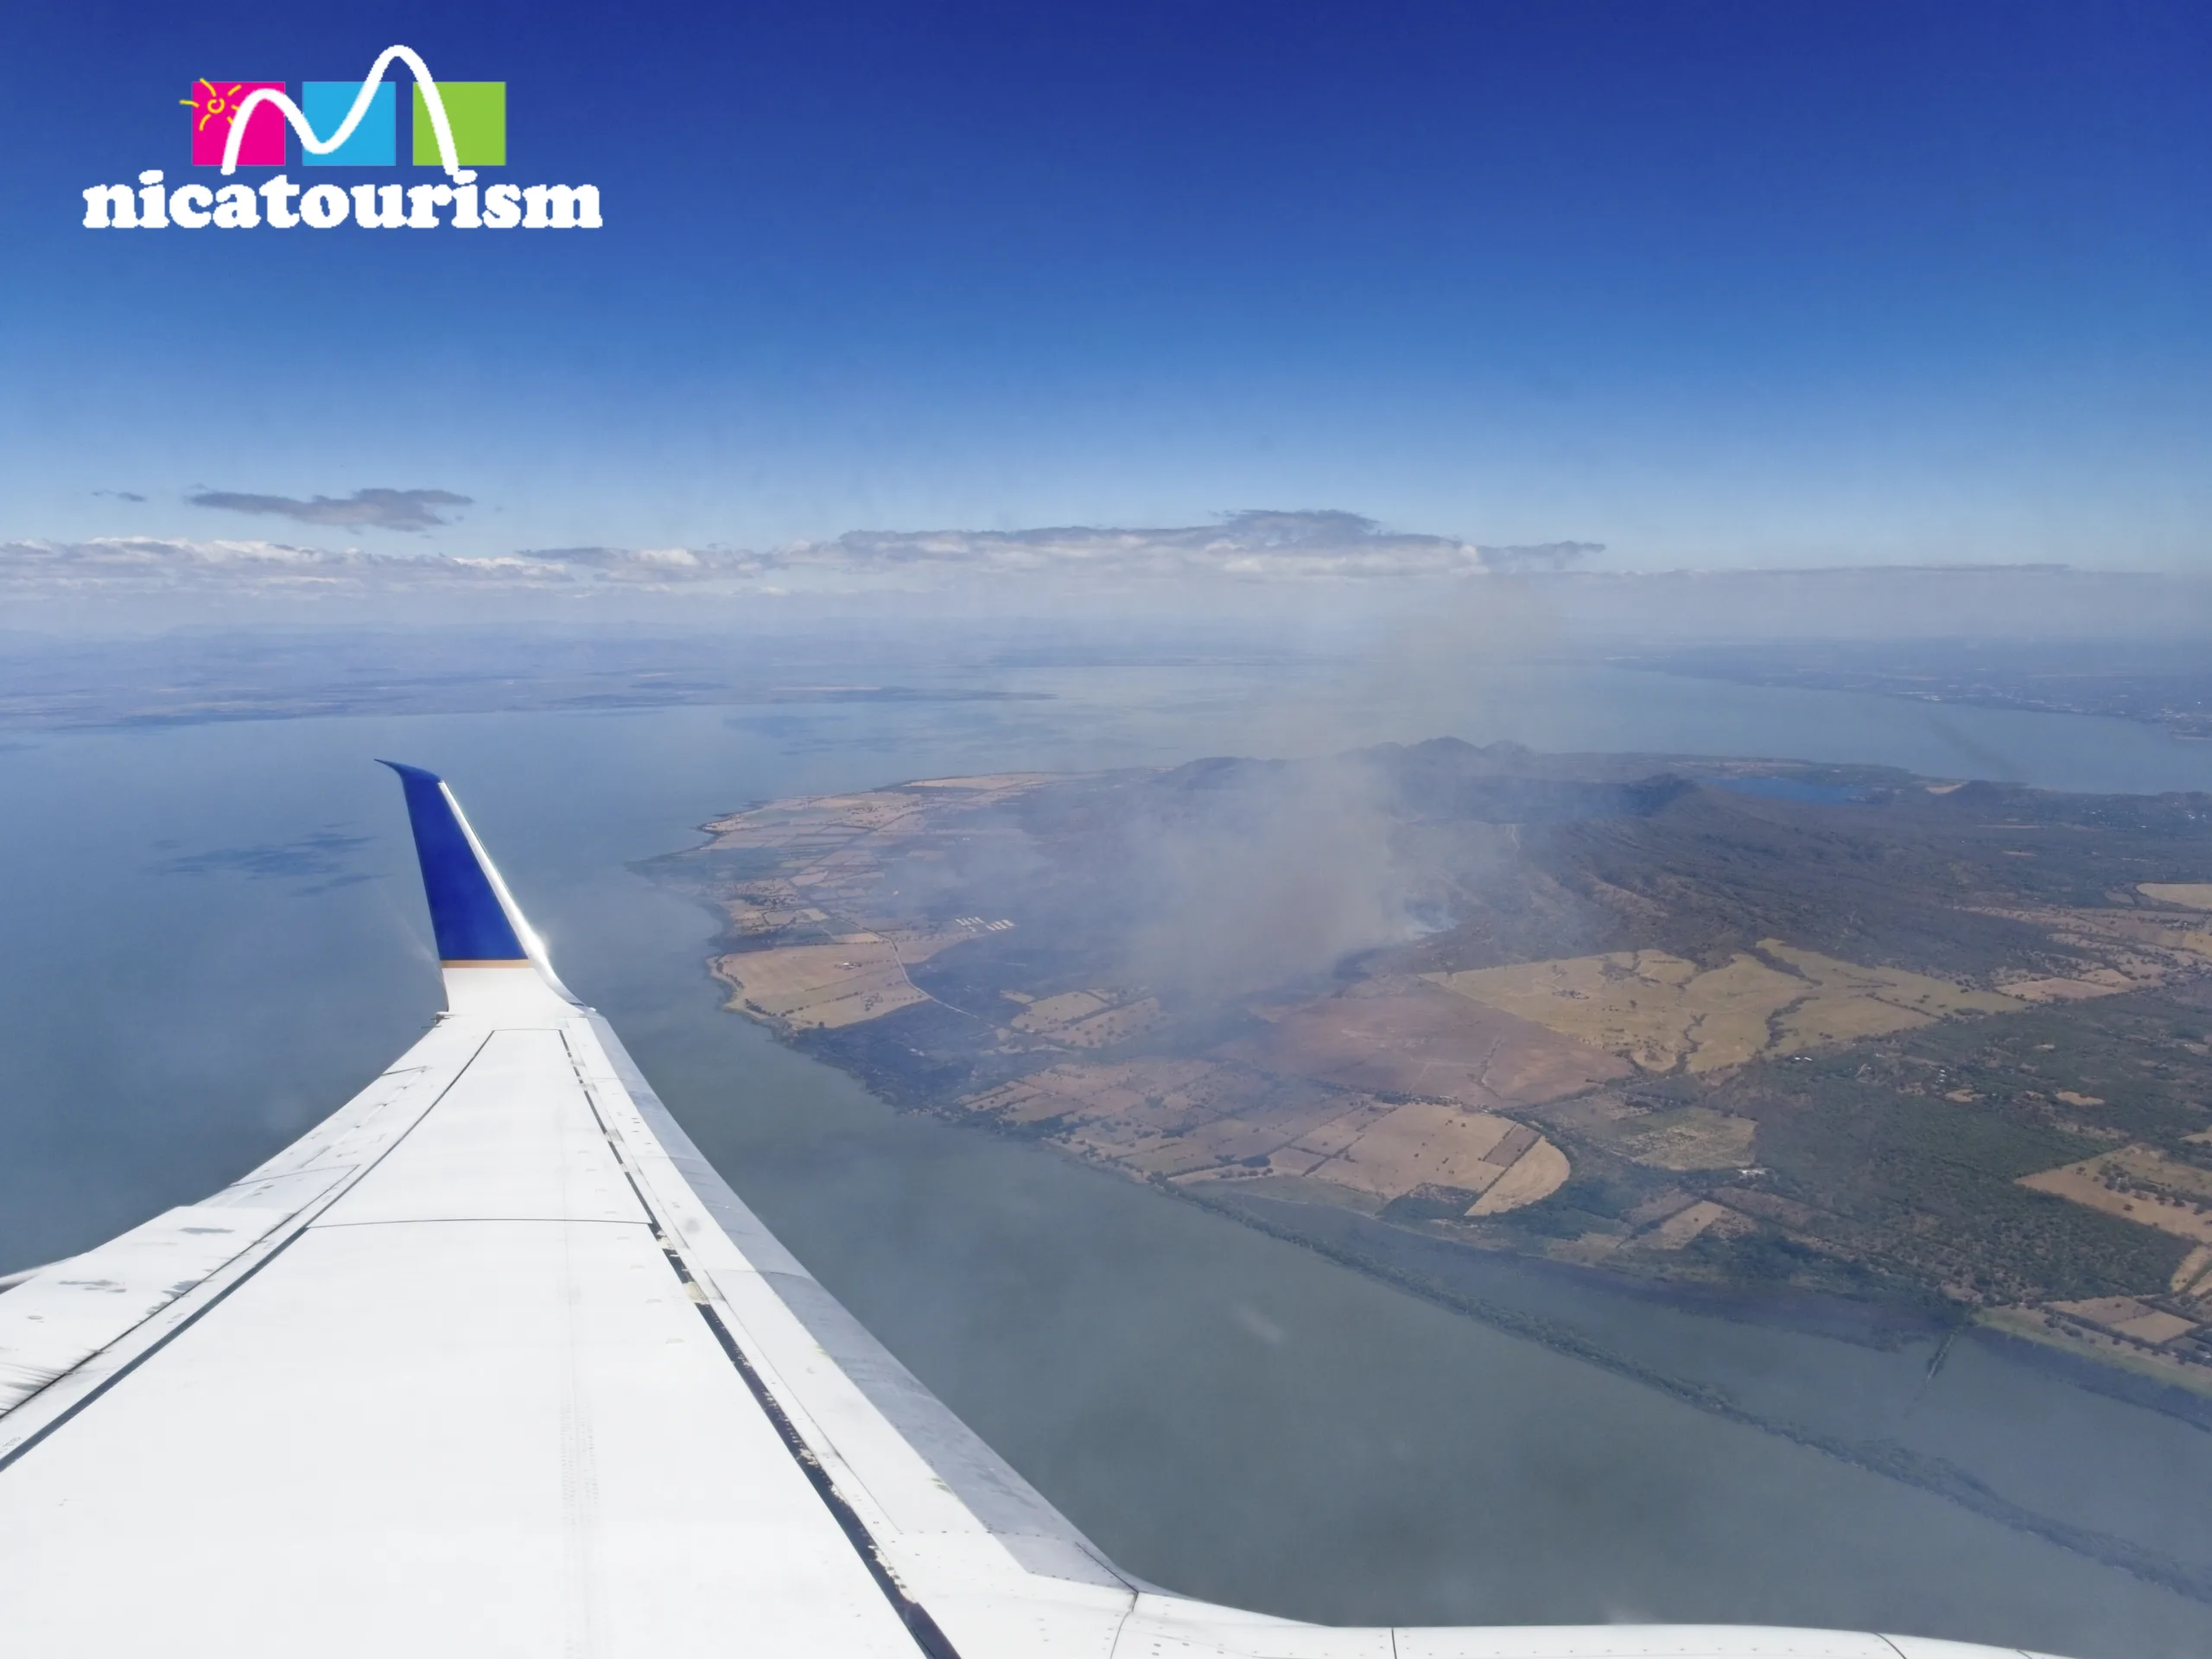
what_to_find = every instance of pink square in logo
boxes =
[188,80,287,166]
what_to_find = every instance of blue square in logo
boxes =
[301,80,396,165]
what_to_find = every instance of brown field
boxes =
[1427,950,1786,1072]
[1763,939,2021,1026]
[1466,1139,1572,1215]
[2050,1297,2200,1346]
[1641,1198,1756,1250]
[704,790,926,849]
[2139,883,2212,912]
[710,938,931,1030]
[2020,1147,2212,1245]
[903,774,1056,791]
[1261,1096,1401,1164]
[2174,1246,2212,1298]
[1247,1099,1571,1215]
[1977,906,2212,1000]
[981,1062,1398,1181]
[1997,969,2145,1002]
[2099,1146,2212,1203]
[1296,1101,1518,1195]
[1010,990,1114,1032]
[1980,1306,2212,1389]
[963,1053,1571,1212]
[1223,977,1630,1107]
[965,1057,1242,1130]
[2063,911,2212,957]
[1427,941,2017,1074]
[999,990,1167,1049]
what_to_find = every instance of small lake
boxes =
[3,657,2210,1656]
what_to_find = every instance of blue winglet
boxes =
[379,762,530,963]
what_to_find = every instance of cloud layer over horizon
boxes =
[791,511,1514,581]
[0,512,1606,598]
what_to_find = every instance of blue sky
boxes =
[3,0,2208,574]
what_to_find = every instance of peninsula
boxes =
[652,740,2212,1390]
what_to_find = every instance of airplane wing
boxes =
[0,763,2059,1659]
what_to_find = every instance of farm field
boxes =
[654,738,2212,1386]
[1425,943,2018,1073]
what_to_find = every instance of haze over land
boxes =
[663,741,2212,1392]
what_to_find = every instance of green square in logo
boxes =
[413,81,505,166]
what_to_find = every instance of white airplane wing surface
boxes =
[0,764,2059,1659]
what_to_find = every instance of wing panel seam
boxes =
[560,1028,966,1659]
[0,1030,498,1474]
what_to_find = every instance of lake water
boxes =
[3,656,2212,1656]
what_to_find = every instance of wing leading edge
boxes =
[0,766,2063,1659]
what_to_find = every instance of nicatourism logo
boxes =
[84,44,601,231]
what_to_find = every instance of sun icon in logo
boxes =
[185,79,286,166]
[185,80,245,134]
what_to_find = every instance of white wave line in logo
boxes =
[220,45,476,183]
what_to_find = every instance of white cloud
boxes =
[0,513,1603,599]
[0,538,758,594]
[771,510,1504,581]
[513,545,762,582]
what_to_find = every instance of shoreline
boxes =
[1631,661,2212,746]
[654,805,2212,1608]
[694,924,2212,1417]
[1199,1179,2212,1429]
[1161,1176,2212,1609]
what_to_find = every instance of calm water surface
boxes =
[3,662,2211,1656]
